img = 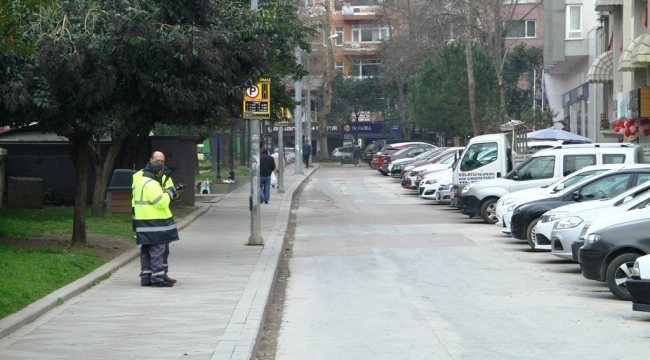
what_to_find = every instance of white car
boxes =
[494,164,625,235]
[419,171,452,199]
[402,154,455,190]
[546,182,650,260]
[435,179,455,204]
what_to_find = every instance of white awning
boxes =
[619,35,645,72]
[588,51,613,83]
[595,0,622,11]
[632,33,650,65]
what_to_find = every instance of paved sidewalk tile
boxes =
[0,167,315,360]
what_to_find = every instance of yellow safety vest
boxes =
[132,169,174,206]
[132,175,179,244]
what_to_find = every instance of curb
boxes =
[0,202,212,340]
[210,166,318,360]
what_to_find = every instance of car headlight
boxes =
[540,212,569,223]
[425,179,438,185]
[404,166,414,172]
[554,216,583,229]
[498,198,515,207]
[410,171,419,177]
[507,203,519,212]
[439,184,451,190]
[461,184,475,194]
[513,206,522,215]
[585,233,601,246]
[632,260,641,277]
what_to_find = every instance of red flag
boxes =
[607,32,614,51]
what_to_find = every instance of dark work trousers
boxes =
[163,243,170,274]
[140,243,167,285]
[303,154,309,168]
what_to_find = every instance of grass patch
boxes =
[0,208,133,238]
[0,243,104,318]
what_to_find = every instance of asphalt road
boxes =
[273,165,650,359]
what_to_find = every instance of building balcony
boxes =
[340,6,384,21]
[340,42,380,56]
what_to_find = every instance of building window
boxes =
[566,5,582,39]
[352,59,381,77]
[335,27,344,45]
[335,62,344,73]
[505,20,536,39]
[352,24,390,43]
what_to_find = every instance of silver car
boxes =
[550,182,650,260]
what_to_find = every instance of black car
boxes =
[510,168,650,248]
[579,217,650,300]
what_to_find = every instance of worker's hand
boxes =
[165,187,177,199]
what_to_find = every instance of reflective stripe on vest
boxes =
[134,179,158,205]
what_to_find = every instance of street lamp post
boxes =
[294,45,304,175]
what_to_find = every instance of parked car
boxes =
[388,148,447,178]
[626,254,650,311]
[332,146,354,159]
[380,144,436,175]
[495,164,627,235]
[547,181,650,260]
[401,149,462,190]
[460,143,644,224]
[435,179,455,205]
[579,210,650,300]
[510,166,650,249]
[375,142,432,175]
[420,172,453,200]
[363,139,403,167]
[396,148,452,178]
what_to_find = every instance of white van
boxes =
[458,143,645,223]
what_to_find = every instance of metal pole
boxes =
[278,125,285,193]
[306,58,312,157]
[248,0,262,245]
[294,45,304,175]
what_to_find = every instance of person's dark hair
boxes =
[261,147,268,154]
[146,160,165,175]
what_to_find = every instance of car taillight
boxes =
[332,150,336,155]
[387,156,393,163]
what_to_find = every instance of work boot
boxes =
[151,281,174,288]
[163,275,177,284]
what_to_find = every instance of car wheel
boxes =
[380,171,388,176]
[526,218,540,250]
[480,198,498,224]
[606,253,642,301]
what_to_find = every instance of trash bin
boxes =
[106,169,137,214]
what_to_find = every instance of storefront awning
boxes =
[595,0,622,11]
[619,35,645,72]
[588,51,613,83]
[632,33,650,65]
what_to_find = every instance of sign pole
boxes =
[278,124,285,193]
[294,46,304,175]
[243,78,270,245]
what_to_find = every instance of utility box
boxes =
[8,177,43,209]
[106,169,136,214]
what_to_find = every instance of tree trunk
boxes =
[465,5,480,136]
[89,125,130,217]
[398,80,410,139]
[222,131,232,168]
[68,129,91,244]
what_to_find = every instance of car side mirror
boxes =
[554,183,565,191]
[512,170,519,180]
[622,195,634,204]
[572,190,580,201]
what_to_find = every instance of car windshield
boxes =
[459,143,498,171]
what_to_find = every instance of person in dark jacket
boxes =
[302,140,312,168]
[260,147,276,204]
[133,161,180,287]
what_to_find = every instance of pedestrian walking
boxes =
[260,147,276,204]
[133,161,181,287]
[132,151,180,284]
[303,139,312,168]
[352,144,361,167]
[271,147,280,176]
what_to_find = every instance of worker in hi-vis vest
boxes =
[132,160,181,287]
[132,151,178,284]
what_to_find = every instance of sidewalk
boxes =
[0,166,316,360]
